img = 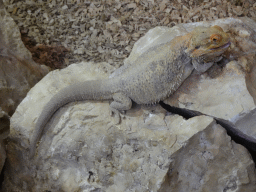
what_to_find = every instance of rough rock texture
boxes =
[166,60,254,120]
[131,17,256,151]
[128,17,256,122]
[159,122,256,192]
[0,5,49,182]
[4,18,256,191]
[0,6,49,118]
[235,108,256,141]
[28,24,231,159]
[5,61,256,191]
[136,17,256,143]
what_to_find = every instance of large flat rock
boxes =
[4,18,256,191]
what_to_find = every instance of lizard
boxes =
[29,25,230,158]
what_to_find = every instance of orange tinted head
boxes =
[186,25,230,58]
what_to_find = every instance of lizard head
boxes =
[186,25,230,63]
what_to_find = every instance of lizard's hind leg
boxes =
[110,92,132,124]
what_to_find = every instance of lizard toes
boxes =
[110,108,121,124]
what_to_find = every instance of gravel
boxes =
[3,0,256,68]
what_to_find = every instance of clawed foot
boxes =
[110,108,121,124]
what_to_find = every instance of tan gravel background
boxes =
[3,0,256,69]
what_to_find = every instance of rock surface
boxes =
[4,18,256,191]
[159,122,256,192]
[5,61,256,191]
[235,108,256,141]
[0,7,49,118]
[166,60,254,121]
[128,17,256,123]
[128,17,256,146]
[0,5,49,185]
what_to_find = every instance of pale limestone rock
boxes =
[159,122,256,192]
[9,62,115,148]
[5,60,256,191]
[0,6,48,184]
[4,60,204,191]
[235,108,256,140]
[165,60,254,121]
[126,17,256,123]
[0,7,49,119]
[123,25,188,65]
[125,17,256,146]
[4,18,256,191]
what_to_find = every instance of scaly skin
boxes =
[29,25,230,158]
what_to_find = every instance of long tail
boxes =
[29,80,114,158]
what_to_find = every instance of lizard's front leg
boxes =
[110,92,132,124]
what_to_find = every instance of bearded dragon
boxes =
[29,25,230,158]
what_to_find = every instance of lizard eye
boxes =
[195,46,200,49]
[210,34,222,43]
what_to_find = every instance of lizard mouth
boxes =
[210,41,231,50]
